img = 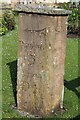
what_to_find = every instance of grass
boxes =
[2,16,80,119]
[0,28,2,120]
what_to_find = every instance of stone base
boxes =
[11,104,66,118]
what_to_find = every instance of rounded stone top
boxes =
[14,3,72,15]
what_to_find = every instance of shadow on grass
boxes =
[64,77,80,98]
[70,115,80,120]
[7,60,17,106]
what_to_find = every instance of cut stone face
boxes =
[15,3,70,117]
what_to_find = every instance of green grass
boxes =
[2,17,21,118]
[0,30,2,120]
[2,16,80,119]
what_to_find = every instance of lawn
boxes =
[2,16,80,119]
[0,28,2,120]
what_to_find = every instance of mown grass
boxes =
[0,28,2,120]
[2,16,80,119]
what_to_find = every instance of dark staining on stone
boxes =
[27,28,46,32]
[21,41,43,50]
[34,84,37,87]
[42,65,43,68]
[49,43,51,47]
[29,2,31,4]
[27,54,36,66]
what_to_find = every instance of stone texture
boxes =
[14,3,71,15]
[17,12,67,117]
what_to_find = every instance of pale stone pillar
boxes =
[15,3,71,117]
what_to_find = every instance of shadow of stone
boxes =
[64,77,80,98]
[7,60,17,106]
[70,115,80,120]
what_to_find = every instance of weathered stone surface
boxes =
[14,3,71,15]
[17,12,67,117]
